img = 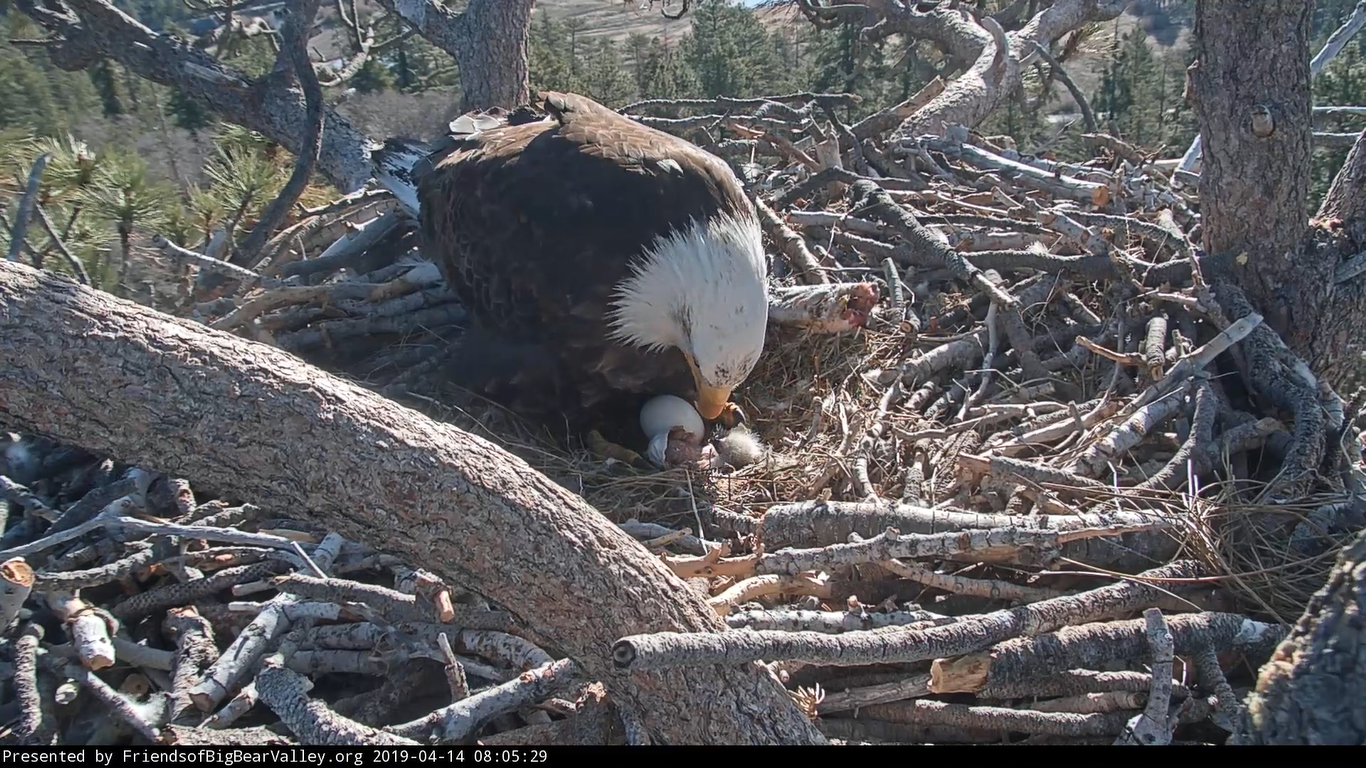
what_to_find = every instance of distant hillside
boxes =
[183,0,1193,97]
[529,1,1195,113]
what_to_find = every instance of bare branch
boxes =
[232,0,325,268]
[6,153,52,263]
[14,0,371,191]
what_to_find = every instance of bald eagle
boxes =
[374,92,769,440]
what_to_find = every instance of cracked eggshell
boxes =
[640,395,704,441]
[646,432,670,468]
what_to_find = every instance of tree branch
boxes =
[14,0,372,193]
[868,0,1126,138]
[6,153,52,264]
[0,261,826,746]
[232,0,325,268]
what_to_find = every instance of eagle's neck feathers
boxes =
[608,213,769,389]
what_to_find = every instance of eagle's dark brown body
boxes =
[414,92,756,435]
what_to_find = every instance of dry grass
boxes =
[353,315,916,532]
[337,270,1355,626]
[1182,482,1357,624]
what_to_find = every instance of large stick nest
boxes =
[182,93,1362,625]
[3,95,1363,745]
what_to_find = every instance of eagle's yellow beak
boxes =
[695,385,733,421]
[685,353,732,421]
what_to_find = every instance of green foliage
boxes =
[166,85,213,133]
[1094,30,1161,145]
[90,60,128,118]
[356,12,458,94]
[637,37,699,109]
[156,22,213,132]
[529,12,583,93]
[0,15,102,136]
[351,56,397,94]
[1091,26,1192,153]
[583,38,632,107]
[1311,46,1366,209]
[0,132,176,288]
[807,18,895,122]
[681,0,787,98]
[217,35,279,81]
[78,148,175,234]
[201,126,289,227]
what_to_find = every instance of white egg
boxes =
[639,394,705,441]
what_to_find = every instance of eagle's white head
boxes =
[607,212,769,420]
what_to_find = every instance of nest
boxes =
[162,92,1366,630]
[11,92,1362,747]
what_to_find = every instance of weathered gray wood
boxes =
[0,260,825,746]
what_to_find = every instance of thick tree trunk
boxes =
[1230,527,1366,745]
[0,261,825,746]
[1191,1,1316,344]
[452,0,534,112]
[1189,3,1366,742]
[378,0,534,113]
[1320,131,1366,247]
[1312,131,1366,394]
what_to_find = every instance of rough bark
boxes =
[0,261,825,746]
[1312,130,1366,393]
[1230,528,1366,745]
[378,0,534,112]
[1320,130,1366,247]
[1190,1,1316,347]
[1190,0,1366,401]
[887,0,1127,139]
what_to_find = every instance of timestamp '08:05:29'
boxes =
[471,750,550,764]
[369,749,551,765]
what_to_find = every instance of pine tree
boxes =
[529,12,579,93]
[565,16,588,85]
[807,17,895,121]
[639,37,699,111]
[1094,29,1165,147]
[681,0,784,98]
[0,15,101,136]
[1311,46,1366,207]
[78,147,176,295]
[584,38,631,107]
[89,59,127,117]
[403,39,459,93]
[626,32,652,97]
[351,56,395,94]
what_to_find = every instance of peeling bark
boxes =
[1231,528,1366,745]
[0,261,825,746]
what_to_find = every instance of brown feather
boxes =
[416,91,754,434]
